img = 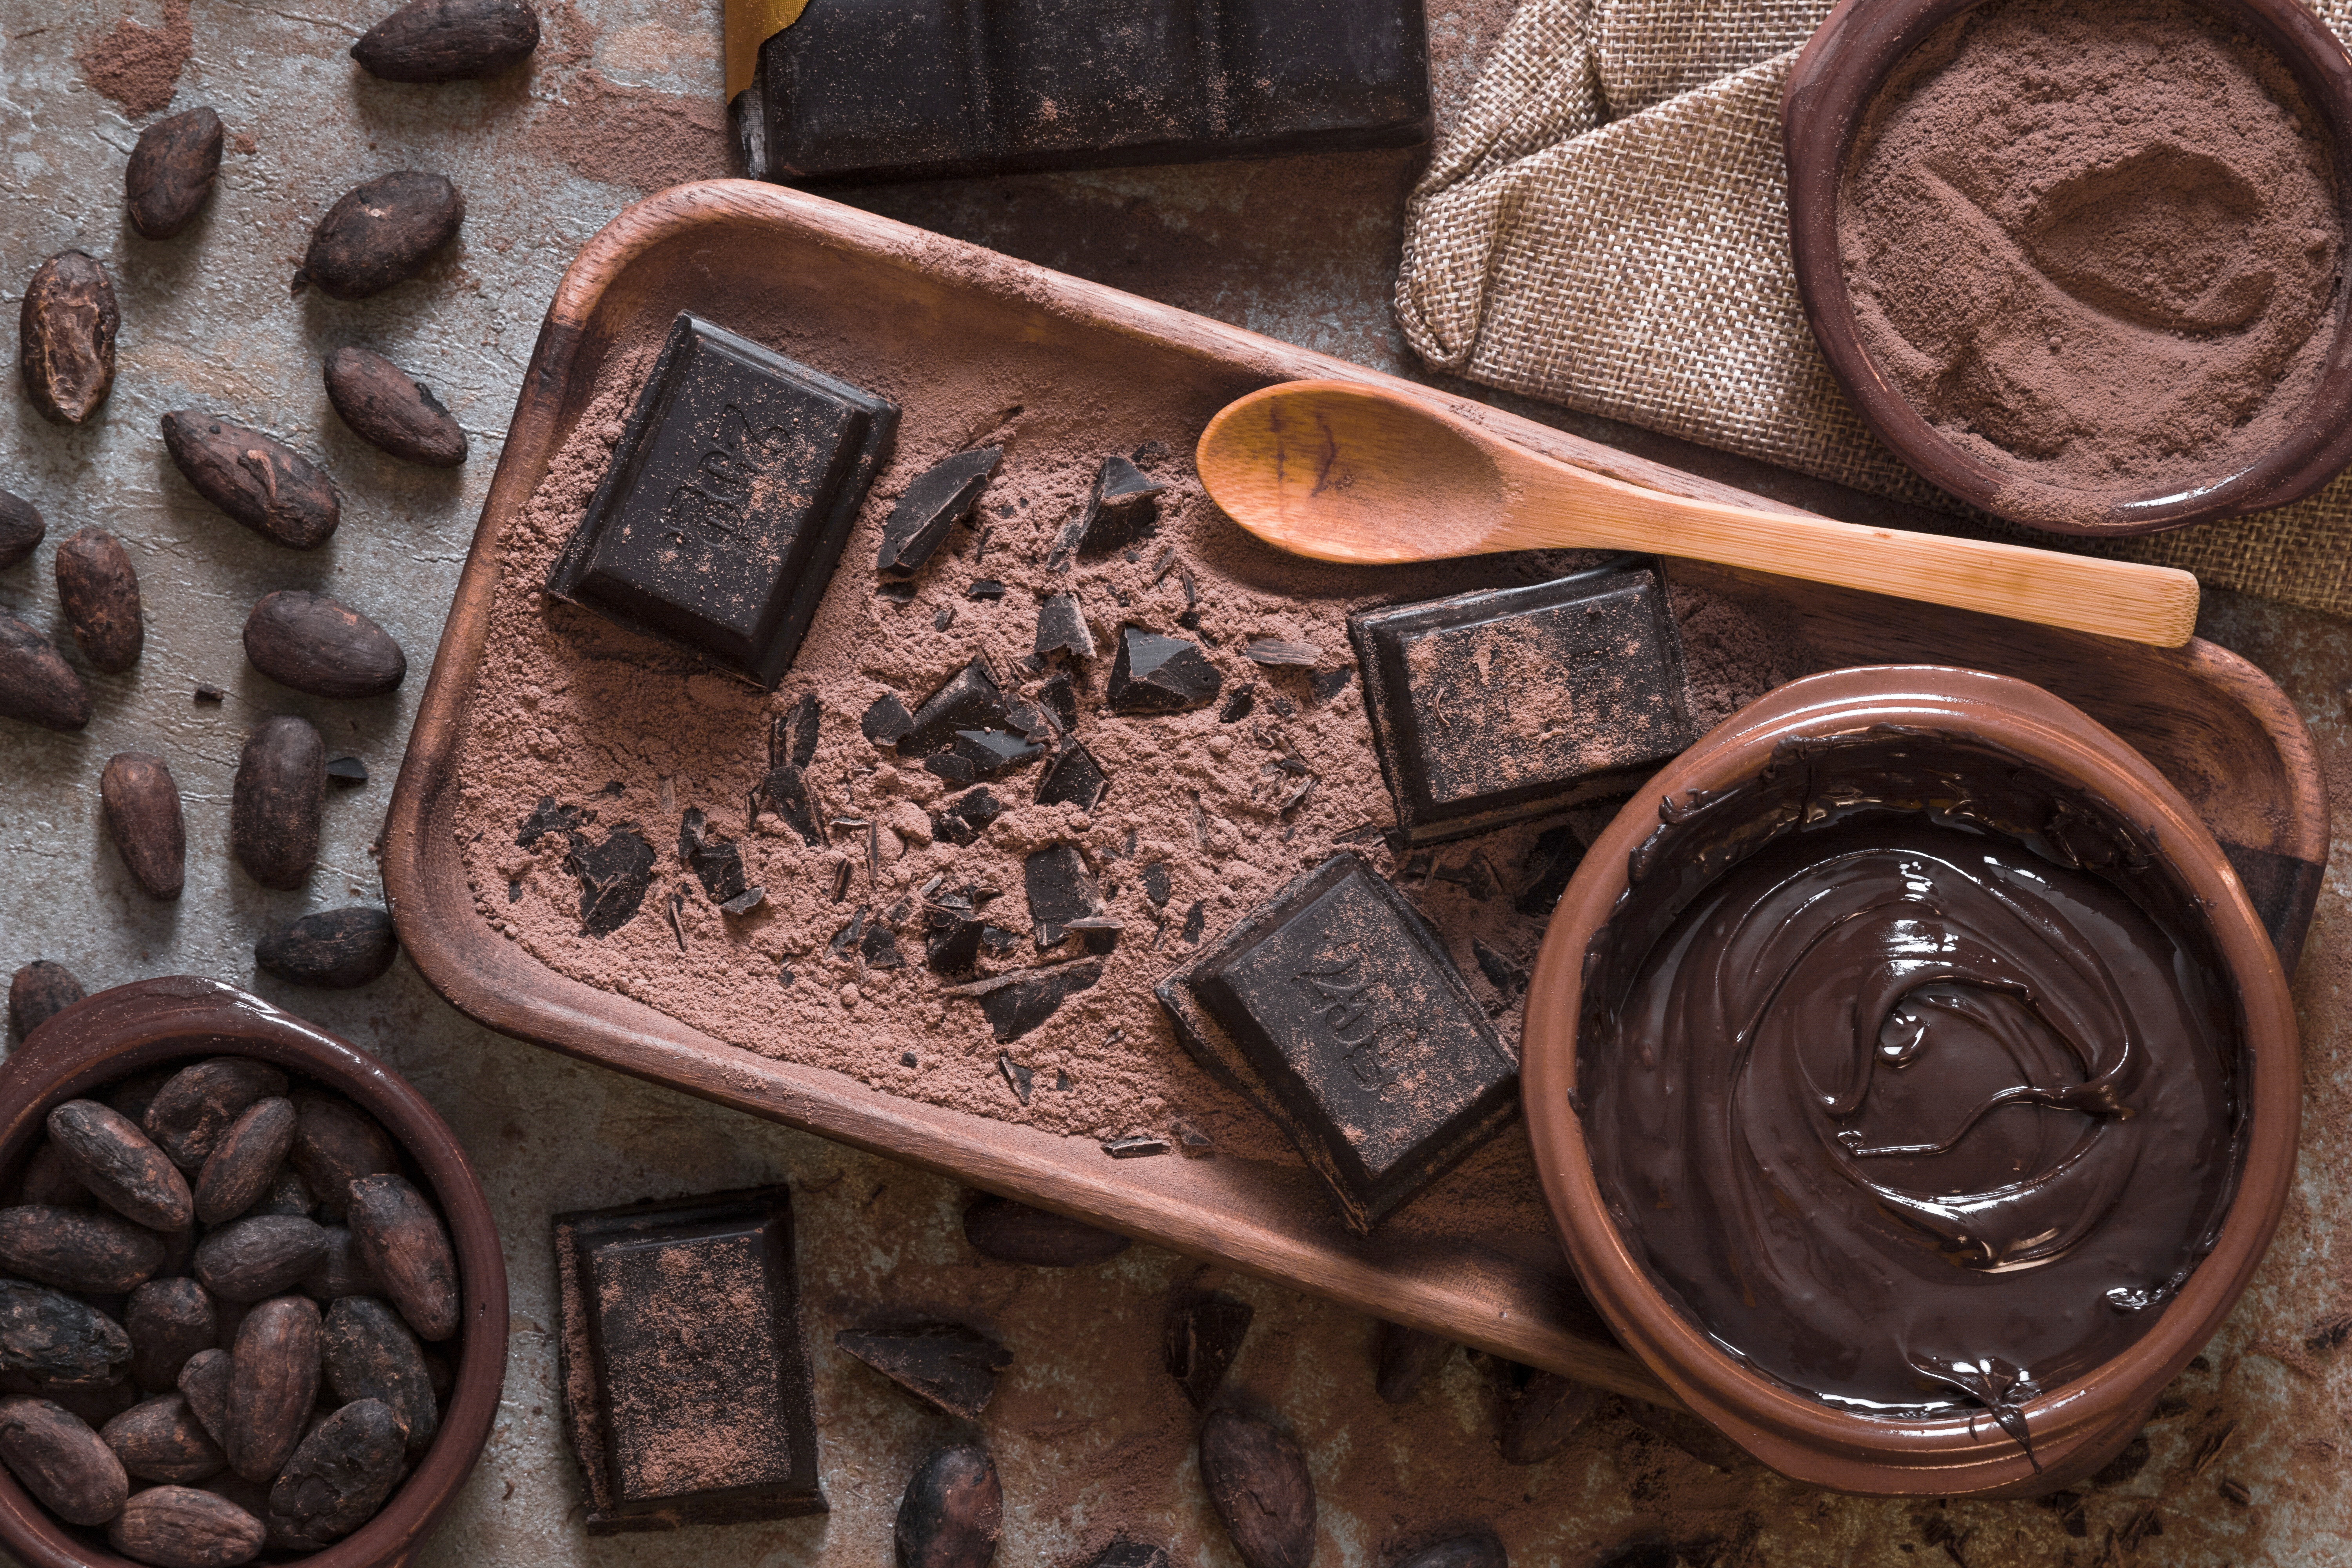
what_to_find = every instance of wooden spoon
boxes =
[1195,379,2199,647]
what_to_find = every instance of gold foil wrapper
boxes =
[725,0,811,100]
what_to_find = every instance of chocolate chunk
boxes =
[127,107,224,240]
[0,1205,165,1292]
[243,590,405,697]
[346,1174,458,1342]
[1470,939,1527,1000]
[146,1061,287,1172]
[299,170,463,300]
[0,488,43,568]
[516,796,592,848]
[900,658,1043,779]
[772,691,821,770]
[925,899,987,977]
[1515,825,1588,917]
[161,414,341,550]
[862,693,915,746]
[1310,666,1354,703]
[545,312,897,688]
[127,1280,214,1393]
[1140,863,1172,909]
[1180,901,1205,943]
[930,786,1004,848]
[99,753,185,902]
[678,808,748,904]
[996,1053,1034,1105]
[1498,1369,1601,1465]
[352,0,541,81]
[254,907,400,989]
[761,765,824,847]
[193,1098,297,1227]
[720,885,767,915]
[1033,592,1096,661]
[966,579,1007,601]
[861,918,907,970]
[1375,1320,1453,1403]
[109,1483,263,1565]
[54,526,143,672]
[961,1194,1129,1266]
[1244,638,1320,667]
[1033,739,1109,811]
[0,614,93,731]
[323,345,468,466]
[1024,845,1103,947]
[0,1279,131,1386]
[322,1296,436,1453]
[1198,1409,1316,1568]
[1171,1119,1215,1158]
[878,447,1000,577]
[1156,852,1518,1232]
[0,1396,129,1525]
[1395,1534,1509,1568]
[565,827,656,938]
[894,1440,1000,1568]
[552,1185,826,1530]
[48,1100,191,1232]
[225,1295,321,1483]
[1351,563,1694,845]
[103,1394,226,1485]
[835,1323,1010,1420]
[232,715,325,891]
[1051,455,1165,566]
[1164,1292,1251,1408]
[1109,626,1222,715]
[1102,1134,1165,1158]
[325,756,368,786]
[1038,671,1080,731]
[19,250,117,425]
[195,1216,330,1303]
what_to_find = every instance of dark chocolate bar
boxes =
[1349,561,1694,846]
[1154,852,1517,1232]
[553,1185,825,1532]
[733,0,1431,185]
[546,312,897,689]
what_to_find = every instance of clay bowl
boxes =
[1521,665,2299,1497]
[1783,0,2352,534]
[0,975,506,1568]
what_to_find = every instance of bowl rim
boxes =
[0,975,508,1568]
[1782,0,2352,536]
[1521,665,2301,1495]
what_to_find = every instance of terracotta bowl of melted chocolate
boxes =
[0,976,507,1568]
[1784,0,2352,534]
[1521,666,2297,1497]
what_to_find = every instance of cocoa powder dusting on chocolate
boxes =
[76,0,193,116]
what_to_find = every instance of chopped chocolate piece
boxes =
[996,1054,1034,1105]
[677,808,749,904]
[829,862,853,903]
[900,658,1044,779]
[1164,1292,1251,1408]
[1034,739,1109,812]
[1103,1135,1168,1160]
[1108,627,1222,715]
[876,579,919,605]
[965,579,1006,601]
[1516,824,1588,918]
[876,447,1000,578]
[666,889,689,949]
[1175,610,1204,632]
[517,796,591,849]
[1180,902,1205,943]
[1218,684,1257,724]
[1140,862,1173,909]
[775,692,821,770]
[1350,563,1694,845]
[552,1186,824,1532]
[960,727,1045,775]
[1156,852,1518,1232]
[1004,698,1054,739]
[835,1323,1010,1421]
[934,606,957,632]
[862,693,915,746]
[1025,845,1103,947]
[1038,672,1080,731]
[901,1053,918,1068]
[1069,916,1124,955]
[778,966,796,988]
[544,312,897,688]
[1052,455,1166,565]
[324,756,368,787]
[931,787,1004,848]
[566,826,656,938]
[980,924,1023,955]
[720,886,768,916]
[926,907,985,976]
[599,780,626,797]
[1170,1119,1215,1158]
[1055,1072,1074,1092]
[829,906,868,957]
[1375,1320,1453,1403]
[860,919,906,970]
[1033,593,1096,661]
[1244,638,1321,667]
[1470,939,1526,999]
[1310,666,1354,703]
[962,1194,1129,1265]
[760,766,824,847]
[951,960,1105,1042]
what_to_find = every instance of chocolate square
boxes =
[1349,562,1694,846]
[546,312,897,688]
[553,1185,825,1532]
[1154,853,1517,1232]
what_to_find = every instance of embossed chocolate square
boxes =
[1349,561,1694,845]
[545,312,898,688]
[552,1185,826,1532]
[1154,852,1517,1232]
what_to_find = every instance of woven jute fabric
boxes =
[1397,0,2352,618]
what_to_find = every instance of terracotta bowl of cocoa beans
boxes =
[0,975,506,1568]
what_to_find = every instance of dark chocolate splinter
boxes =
[876,447,1000,578]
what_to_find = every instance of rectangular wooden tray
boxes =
[383,180,2327,1405]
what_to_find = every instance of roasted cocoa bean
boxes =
[351,0,539,81]
[894,1440,1002,1568]
[127,1278,216,1392]
[159,413,340,550]
[0,1205,165,1292]
[299,1225,379,1301]
[0,614,93,731]
[1375,1320,1454,1404]
[17,1141,88,1208]
[345,1174,456,1341]
[321,1295,435,1451]
[8,961,83,1043]
[1497,1370,1601,1465]
[1198,1410,1316,1568]
[107,1483,264,1567]
[0,1395,129,1524]
[254,1169,314,1218]
[19,250,117,424]
[0,488,42,569]
[243,590,404,698]
[53,526,143,672]
[0,1277,131,1385]
[287,1095,399,1222]
[961,1193,1129,1266]
[126,106,224,241]
[263,1396,404,1548]
[324,345,467,466]
[1392,1534,1508,1568]
[145,1060,289,1172]
[194,1216,328,1303]
[103,1394,227,1483]
[177,1348,230,1445]
[255,907,400,990]
[100,752,187,902]
[194,1099,298,1227]
[48,1099,192,1232]
[224,1296,319,1483]
[298,172,463,300]
[229,717,323,890]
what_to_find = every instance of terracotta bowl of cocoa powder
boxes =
[0,975,506,1568]
[1785,0,2352,534]
[1520,666,2298,1496]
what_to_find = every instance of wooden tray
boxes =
[383,180,2327,1406]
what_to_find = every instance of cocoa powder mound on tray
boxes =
[76,0,194,116]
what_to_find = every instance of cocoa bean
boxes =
[1375,1320,1454,1404]
[287,1095,398,1222]
[0,1395,129,1524]
[0,488,42,569]
[1393,1534,1508,1568]
[351,0,540,81]
[242,590,404,698]
[194,1099,297,1227]
[125,106,224,241]
[255,907,401,990]
[229,717,323,890]
[345,1175,456,1341]
[53,526,142,672]
[107,1483,264,1568]
[321,1296,435,1451]
[18,250,117,424]
[263,1397,404,1548]
[961,1193,1129,1266]
[298,172,463,301]
[100,752,186,902]
[194,1215,328,1303]
[324,346,467,466]
[145,1060,289,1171]
[103,1393,226,1483]
[1497,1370,1601,1465]
[159,412,340,550]
[893,1440,1001,1568]
[0,1277,131,1385]
[299,1226,380,1302]
[0,1205,165,1292]
[1198,1410,1316,1568]
[177,1348,229,1445]
[8,961,83,1044]
[0,613,93,731]
[253,1169,314,1218]
[47,1099,192,1231]
[127,1278,216,1392]
[224,1296,319,1483]
[17,1141,89,1208]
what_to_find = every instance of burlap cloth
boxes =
[1396,0,2352,618]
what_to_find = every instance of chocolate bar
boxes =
[1154,852,1517,1232]
[553,1185,825,1532]
[1349,561,1694,846]
[546,312,897,688]
[732,0,1432,185]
